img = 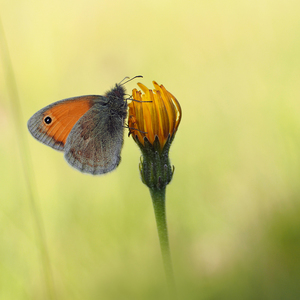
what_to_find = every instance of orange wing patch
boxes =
[28,95,100,150]
[42,98,95,147]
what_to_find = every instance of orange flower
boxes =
[128,81,181,286]
[128,81,181,150]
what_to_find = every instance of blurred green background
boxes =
[1,0,300,299]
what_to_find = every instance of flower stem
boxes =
[149,187,176,298]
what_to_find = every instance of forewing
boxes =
[27,96,99,150]
[64,104,125,175]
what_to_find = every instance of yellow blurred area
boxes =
[1,0,300,299]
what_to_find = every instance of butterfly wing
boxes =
[27,96,99,151]
[64,102,125,175]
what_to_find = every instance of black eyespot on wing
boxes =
[44,116,52,124]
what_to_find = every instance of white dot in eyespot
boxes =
[44,116,52,124]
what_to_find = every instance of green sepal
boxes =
[134,134,176,190]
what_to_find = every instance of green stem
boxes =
[150,187,176,297]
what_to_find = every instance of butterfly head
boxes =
[105,84,126,102]
[104,84,127,118]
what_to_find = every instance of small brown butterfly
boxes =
[27,76,142,175]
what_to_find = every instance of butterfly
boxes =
[27,76,142,175]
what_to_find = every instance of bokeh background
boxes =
[1,0,300,299]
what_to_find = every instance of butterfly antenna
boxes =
[119,76,129,85]
[119,75,143,86]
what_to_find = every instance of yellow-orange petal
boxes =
[129,81,181,149]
